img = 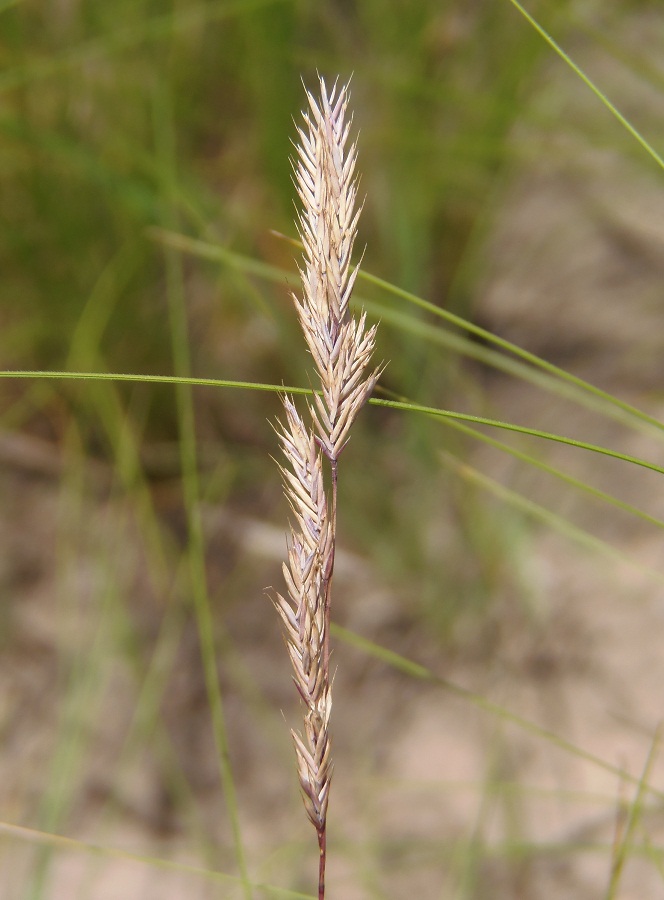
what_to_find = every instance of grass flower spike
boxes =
[274,77,381,899]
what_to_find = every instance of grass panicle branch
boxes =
[273,76,381,899]
[292,77,382,461]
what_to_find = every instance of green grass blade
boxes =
[438,450,664,587]
[153,84,251,896]
[0,821,314,898]
[438,414,664,533]
[359,269,664,436]
[2,370,663,476]
[505,0,664,173]
[148,230,664,439]
[371,397,664,477]
[359,299,664,441]
[606,725,662,898]
[330,625,664,805]
[0,370,311,395]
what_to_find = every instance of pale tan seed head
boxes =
[275,75,382,864]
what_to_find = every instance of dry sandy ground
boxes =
[2,440,664,900]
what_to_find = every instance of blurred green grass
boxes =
[0,0,557,639]
[2,1,664,898]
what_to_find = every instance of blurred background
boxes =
[2,1,664,897]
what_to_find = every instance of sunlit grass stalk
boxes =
[273,77,381,899]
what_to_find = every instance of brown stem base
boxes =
[318,827,326,899]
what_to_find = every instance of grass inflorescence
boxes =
[273,77,381,899]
